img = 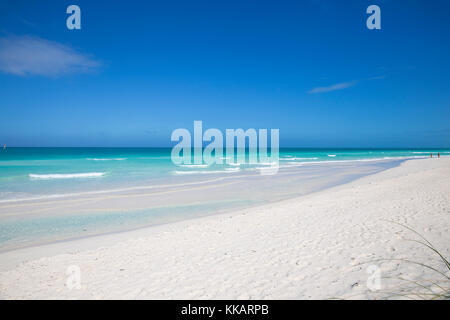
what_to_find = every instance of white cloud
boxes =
[308,81,357,94]
[0,35,101,76]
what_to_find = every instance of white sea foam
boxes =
[86,158,126,161]
[411,152,449,155]
[279,156,425,168]
[225,167,241,172]
[179,164,209,168]
[29,172,106,180]
[328,154,336,157]
[255,162,278,166]
[280,157,318,161]
[173,168,240,175]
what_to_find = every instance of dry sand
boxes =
[0,157,449,299]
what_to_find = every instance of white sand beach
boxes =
[0,157,449,299]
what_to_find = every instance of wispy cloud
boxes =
[308,81,357,94]
[367,75,386,80]
[0,35,101,77]
[17,17,38,28]
[308,74,386,94]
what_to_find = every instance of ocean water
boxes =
[1,147,448,202]
[0,147,448,250]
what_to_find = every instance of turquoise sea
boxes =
[1,147,448,202]
[0,147,448,251]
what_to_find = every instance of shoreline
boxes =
[0,155,413,205]
[0,154,436,206]
[0,157,405,254]
[0,157,449,299]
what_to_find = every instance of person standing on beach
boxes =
[438,153,440,158]
[430,153,433,158]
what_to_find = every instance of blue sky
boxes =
[0,0,449,147]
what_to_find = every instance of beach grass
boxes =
[362,222,449,300]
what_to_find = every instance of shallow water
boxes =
[0,148,448,251]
